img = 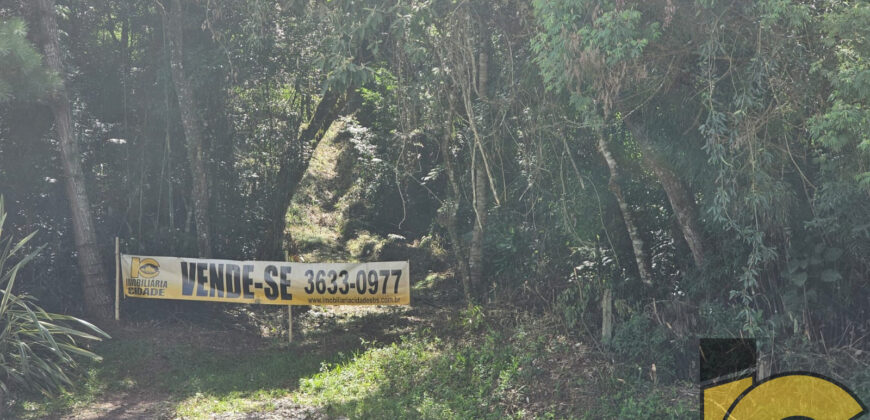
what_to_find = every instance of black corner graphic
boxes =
[700,338,756,383]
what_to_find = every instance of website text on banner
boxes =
[121,254,410,305]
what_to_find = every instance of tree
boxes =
[625,117,706,268]
[259,86,351,259]
[438,6,494,299]
[532,0,662,285]
[34,0,112,320]
[162,0,212,258]
[0,18,56,103]
[256,0,385,259]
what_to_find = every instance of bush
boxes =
[0,197,109,403]
[610,313,681,384]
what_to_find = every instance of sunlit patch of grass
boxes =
[345,230,387,260]
[292,316,561,420]
[174,390,282,419]
[291,308,700,420]
[414,272,449,291]
[286,121,347,244]
[294,336,443,418]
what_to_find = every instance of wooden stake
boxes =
[114,237,120,321]
[601,287,612,345]
[284,250,292,344]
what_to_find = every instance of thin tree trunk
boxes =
[469,152,488,295]
[625,119,706,268]
[36,0,112,320]
[597,133,653,286]
[165,0,212,258]
[467,51,489,296]
[438,97,472,303]
[259,88,347,260]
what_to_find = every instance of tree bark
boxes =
[165,0,212,258]
[36,0,112,320]
[440,195,473,304]
[437,95,473,303]
[468,151,488,295]
[624,119,706,268]
[259,87,348,260]
[597,133,654,286]
[601,287,613,343]
[467,51,489,297]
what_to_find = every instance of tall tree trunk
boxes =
[165,0,212,258]
[469,152,488,295]
[259,88,347,260]
[624,119,706,268]
[467,51,489,297]
[438,99,473,303]
[597,133,653,286]
[36,0,112,320]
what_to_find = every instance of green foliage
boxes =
[555,244,621,332]
[4,0,870,414]
[589,382,695,419]
[318,0,393,92]
[485,216,538,289]
[691,0,870,340]
[0,18,57,103]
[0,197,109,398]
[532,0,661,115]
[810,1,870,191]
[297,314,595,419]
[609,313,681,384]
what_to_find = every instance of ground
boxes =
[11,302,442,419]
[8,280,696,419]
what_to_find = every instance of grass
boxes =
[296,336,442,418]
[9,301,700,419]
[286,119,356,263]
[292,307,697,419]
[10,313,362,419]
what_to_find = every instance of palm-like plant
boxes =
[0,196,110,404]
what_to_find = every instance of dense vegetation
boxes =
[0,0,868,417]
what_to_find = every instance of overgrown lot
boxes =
[10,289,698,419]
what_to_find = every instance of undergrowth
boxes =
[10,303,700,419]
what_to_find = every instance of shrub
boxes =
[0,197,109,403]
[610,313,680,383]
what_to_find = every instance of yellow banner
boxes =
[121,254,410,305]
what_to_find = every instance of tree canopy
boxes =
[0,0,868,402]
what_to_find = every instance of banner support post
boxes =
[284,251,293,344]
[114,237,120,321]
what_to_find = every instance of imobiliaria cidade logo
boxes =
[125,257,168,297]
[700,338,867,419]
[130,257,160,278]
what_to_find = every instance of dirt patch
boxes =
[59,392,172,420]
[57,395,333,420]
